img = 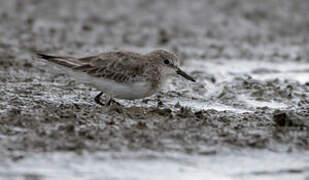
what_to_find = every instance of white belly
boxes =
[71,70,156,100]
[46,64,159,100]
[93,77,155,100]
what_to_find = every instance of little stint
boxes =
[36,50,195,106]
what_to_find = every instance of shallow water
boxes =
[2,150,309,180]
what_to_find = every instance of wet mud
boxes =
[0,0,309,179]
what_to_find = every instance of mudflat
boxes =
[0,0,308,179]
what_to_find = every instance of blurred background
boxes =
[1,0,309,60]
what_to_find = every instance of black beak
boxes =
[176,68,196,82]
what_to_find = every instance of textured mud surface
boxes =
[0,0,309,179]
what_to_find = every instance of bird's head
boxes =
[146,50,195,82]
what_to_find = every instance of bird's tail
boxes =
[36,53,81,68]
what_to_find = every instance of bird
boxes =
[36,50,196,106]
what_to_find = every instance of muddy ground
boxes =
[0,0,309,179]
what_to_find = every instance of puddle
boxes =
[179,99,250,113]
[184,60,307,112]
[239,95,288,109]
[189,60,309,84]
[2,150,309,180]
[252,72,309,84]
[244,99,288,109]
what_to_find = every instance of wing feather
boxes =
[38,51,148,84]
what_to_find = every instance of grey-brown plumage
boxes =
[36,50,195,106]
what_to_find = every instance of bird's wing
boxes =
[36,53,84,68]
[73,51,147,83]
[36,51,148,83]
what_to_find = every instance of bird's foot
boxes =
[94,92,121,107]
[94,92,105,106]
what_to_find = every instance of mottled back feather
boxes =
[36,50,169,89]
[74,51,156,84]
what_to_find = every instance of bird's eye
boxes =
[164,59,170,65]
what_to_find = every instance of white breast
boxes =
[93,78,154,100]
[45,64,159,100]
[70,70,156,100]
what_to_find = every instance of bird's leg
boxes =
[106,97,121,106]
[95,92,120,107]
[94,92,104,106]
[106,97,113,106]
